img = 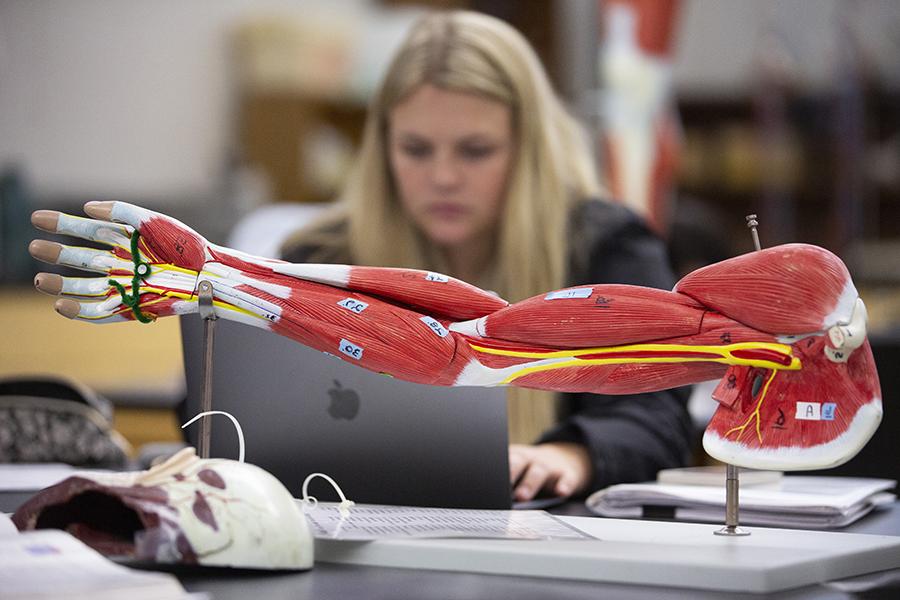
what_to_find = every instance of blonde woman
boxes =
[283,10,692,502]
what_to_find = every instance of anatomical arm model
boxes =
[29,202,881,473]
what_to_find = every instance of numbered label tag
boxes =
[822,403,837,421]
[420,316,449,338]
[425,272,449,283]
[337,297,369,314]
[339,339,364,360]
[545,287,593,301]
[795,402,822,420]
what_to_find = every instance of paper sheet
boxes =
[300,502,594,541]
[587,476,897,529]
[0,529,194,599]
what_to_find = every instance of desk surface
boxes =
[3,491,899,599]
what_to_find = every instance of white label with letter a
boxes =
[795,402,822,420]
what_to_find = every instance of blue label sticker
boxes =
[822,403,837,421]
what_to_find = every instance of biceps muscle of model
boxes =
[30,202,881,472]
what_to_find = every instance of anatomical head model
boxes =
[13,446,314,569]
[20,202,881,563]
[27,201,881,471]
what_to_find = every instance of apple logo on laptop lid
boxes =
[327,379,360,420]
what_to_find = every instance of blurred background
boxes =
[1,0,898,462]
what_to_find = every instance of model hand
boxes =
[29,201,209,323]
[508,442,591,502]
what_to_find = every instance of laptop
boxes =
[180,315,511,509]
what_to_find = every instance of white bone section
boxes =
[273,263,352,287]
[451,355,581,387]
[449,316,487,337]
[205,282,283,323]
[56,213,133,247]
[776,332,820,344]
[169,299,197,316]
[144,269,199,294]
[202,262,292,299]
[73,309,130,324]
[67,293,129,322]
[825,298,868,363]
[60,276,132,298]
[702,398,883,470]
[57,245,133,274]
[108,201,154,227]
[821,278,859,329]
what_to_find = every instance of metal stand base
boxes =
[714,525,751,537]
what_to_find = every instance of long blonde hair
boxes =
[284,10,602,443]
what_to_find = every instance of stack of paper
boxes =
[586,476,896,529]
[0,513,191,600]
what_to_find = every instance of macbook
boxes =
[180,315,511,509]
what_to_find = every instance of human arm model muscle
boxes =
[30,202,881,471]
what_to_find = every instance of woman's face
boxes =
[388,84,514,250]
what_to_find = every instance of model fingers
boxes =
[53,297,131,323]
[85,200,155,230]
[32,210,133,248]
[34,272,132,299]
[29,240,133,274]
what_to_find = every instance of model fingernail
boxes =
[84,201,114,220]
[29,240,61,262]
[34,273,62,295]
[31,210,59,232]
[55,298,80,319]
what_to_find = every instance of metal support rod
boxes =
[714,214,764,538]
[197,280,218,459]
[746,214,762,252]
[715,463,750,536]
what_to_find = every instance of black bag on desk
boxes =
[0,376,131,467]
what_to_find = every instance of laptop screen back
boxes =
[180,316,511,509]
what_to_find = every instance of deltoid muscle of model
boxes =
[29,202,882,472]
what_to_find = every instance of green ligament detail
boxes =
[108,230,154,323]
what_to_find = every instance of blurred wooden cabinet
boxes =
[239,94,366,203]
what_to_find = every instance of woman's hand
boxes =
[508,442,591,502]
